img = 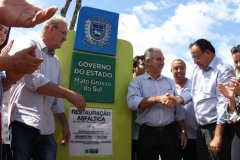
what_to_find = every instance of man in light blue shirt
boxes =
[171,59,198,160]
[177,39,234,160]
[127,48,186,160]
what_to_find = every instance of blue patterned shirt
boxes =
[127,72,184,126]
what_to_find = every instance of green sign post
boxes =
[70,53,115,102]
[54,30,133,160]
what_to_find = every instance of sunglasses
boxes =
[231,45,240,54]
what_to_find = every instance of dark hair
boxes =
[0,27,11,52]
[189,38,215,54]
[172,59,186,68]
[231,45,240,55]
[133,55,144,73]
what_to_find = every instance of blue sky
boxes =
[9,0,240,78]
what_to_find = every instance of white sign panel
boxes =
[69,107,112,156]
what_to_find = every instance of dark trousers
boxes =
[2,144,12,160]
[138,122,178,160]
[9,121,57,160]
[196,123,231,160]
[230,122,240,160]
[178,139,197,160]
[132,139,138,160]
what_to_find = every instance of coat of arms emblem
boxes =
[84,16,111,47]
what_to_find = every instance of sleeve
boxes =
[226,94,240,123]
[172,79,185,121]
[51,98,65,114]
[216,65,236,124]
[180,81,192,105]
[175,104,185,121]
[22,40,50,91]
[22,70,50,91]
[51,65,64,114]
[126,78,143,111]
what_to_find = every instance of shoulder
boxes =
[217,61,234,76]
[29,38,40,46]
[162,75,174,83]
[212,57,235,79]
[131,74,145,83]
[215,56,233,70]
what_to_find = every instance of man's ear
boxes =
[48,24,55,34]
[146,58,150,63]
[206,49,211,55]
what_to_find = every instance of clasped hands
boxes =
[157,93,178,108]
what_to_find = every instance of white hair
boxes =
[42,15,68,32]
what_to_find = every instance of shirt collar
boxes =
[38,38,55,57]
[206,55,218,71]
[175,78,190,91]
[143,72,163,80]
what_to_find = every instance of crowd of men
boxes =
[1,1,240,160]
[128,39,239,160]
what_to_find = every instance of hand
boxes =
[11,45,43,74]
[0,0,57,28]
[210,136,222,152]
[61,123,71,147]
[228,77,240,93]
[181,132,187,149]
[5,69,25,86]
[218,82,234,99]
[160,93,177,108]
[67,92,86,112]
[0,40,13,56]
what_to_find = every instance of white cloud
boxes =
[132,1,160,24]
[118,0,240,77]
[26,0,45,7]
[9,27,41,55]
[160,0,176,8]
[143,1,159,11]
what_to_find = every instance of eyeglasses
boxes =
[192,50,206,61]
[54,26,67,36]
[231,45,240,54]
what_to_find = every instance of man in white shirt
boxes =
[9,15,86,160]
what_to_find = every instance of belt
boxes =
[140,121,175,131]
[230,122,240,129]
[199,122,216,128]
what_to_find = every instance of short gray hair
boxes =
[42,15,68,32]
[144,48,161,67]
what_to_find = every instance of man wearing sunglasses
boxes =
[176,39,234,160]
